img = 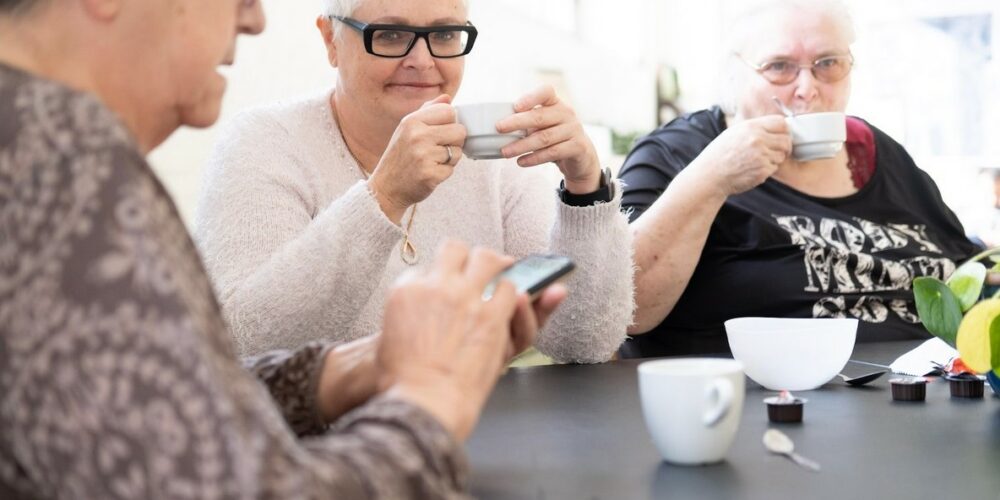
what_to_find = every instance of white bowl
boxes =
[463,134,524,160]
[724,317,858,391]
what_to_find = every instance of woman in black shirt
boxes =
[619,0,979,357]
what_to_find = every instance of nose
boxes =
[401,36,436,70]
[792,67,819,108]
[238,0,266,35]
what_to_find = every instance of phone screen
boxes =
[482,254,575,301]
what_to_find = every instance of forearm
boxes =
[219,183,402,354]
[630,165,728,333]
[538,182,634,363]
[316,335,380,423]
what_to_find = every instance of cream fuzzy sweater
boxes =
[195,90,633,363]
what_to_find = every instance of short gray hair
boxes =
[717,0,856,116]
[320,0,361,18]
[320,0,469,18]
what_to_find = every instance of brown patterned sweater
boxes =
[0,62,468,499]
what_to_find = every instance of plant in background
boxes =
[611,130,645,156]
[913,247,1000,390]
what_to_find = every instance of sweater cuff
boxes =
[322,181,406,249]
[243,341,335,436]
[552,178,627,241]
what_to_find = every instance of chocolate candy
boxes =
[889,377,927,402]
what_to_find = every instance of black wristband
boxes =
[558,167,614,207]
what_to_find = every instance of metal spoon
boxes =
[837,370,887,386]
[763,429,821,472]
[772,96,795,117]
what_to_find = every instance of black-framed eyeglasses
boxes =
[332,16,478,58]
[739,53,854,85]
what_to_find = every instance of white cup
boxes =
[785,111,847,161]
[638,358,745,465]
[455,102,527,160]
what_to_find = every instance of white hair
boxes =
[320,0,361,18]
[717,0,856,116]
[320,0,470,18]
[320,0,470,40]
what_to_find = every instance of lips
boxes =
[388,82,442,88]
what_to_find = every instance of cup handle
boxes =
[702,378,734,427]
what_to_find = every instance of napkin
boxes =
[889,338,958,376]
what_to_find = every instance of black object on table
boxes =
[466,341,1000,499]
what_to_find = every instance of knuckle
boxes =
[400,114,418,128]
[400,125,420,142]
[531,111,546,128]
[411,125,428,143]
[536,128,554,146]
[547,142,567,161]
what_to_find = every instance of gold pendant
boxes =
[401,238,419,265]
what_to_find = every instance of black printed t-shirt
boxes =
[618,106,980,357]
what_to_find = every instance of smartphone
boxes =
[481,254,575,301]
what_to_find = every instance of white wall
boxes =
[149,1,334,224]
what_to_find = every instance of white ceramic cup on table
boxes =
[455,102,527,160]
[637,358,745,465]
[786,111,847,161]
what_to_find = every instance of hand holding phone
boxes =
[481,254,575,301]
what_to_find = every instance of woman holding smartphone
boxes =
[0,0,563,497]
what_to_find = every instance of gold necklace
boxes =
[329,94,419,265]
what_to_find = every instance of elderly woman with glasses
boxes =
[618,0,979,357]
[0,0,567,496]
[195,0,633,362]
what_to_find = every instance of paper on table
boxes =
[889,338,958,376]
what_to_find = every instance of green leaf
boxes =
[946,262,987,312]
[992,314,1000,374]
[913,277,963,347]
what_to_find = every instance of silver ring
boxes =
[444,145,453,164]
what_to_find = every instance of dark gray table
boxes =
[466,341,1000,499]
